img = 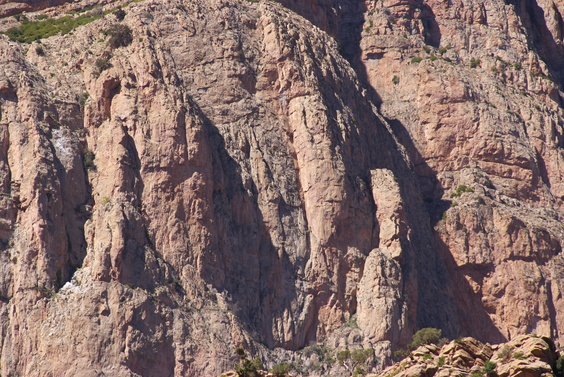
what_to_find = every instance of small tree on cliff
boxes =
[235,347,263,377]
[394,328,445,360]
[410,328,442,349]
[337,348,374,376]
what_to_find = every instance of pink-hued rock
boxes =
[371,335,557,377]
[0,0,563,375]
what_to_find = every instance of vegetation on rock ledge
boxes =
[3,14,102,43]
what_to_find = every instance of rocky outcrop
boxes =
[373,335,558,377]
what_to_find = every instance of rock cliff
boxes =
[0,0,562,376]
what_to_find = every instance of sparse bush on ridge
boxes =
[234,347,262,377]
[113,8,126,21]
[270,363,291,377]
[95,54,112,72]
[483,360,496,375]
[84,150,96,171]
[450,184,474,198]
[107,24,133,48]
[394,328,445,361]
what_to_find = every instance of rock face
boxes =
[353,0,564,345]
[280,0,564,347]
[0,0,562,376]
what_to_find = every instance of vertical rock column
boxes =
[357,168,415,361]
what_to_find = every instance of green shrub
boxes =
[513,351,524,359]
[337,349,351,364]
[410,328,442,349]
[78,92,89,108]
[113,8,126,21]
[470,59,481,68]
[300,344,334,364]
[423,45,430,53]
[235,348,262,377]
[84,150,96,170]
[555,355,564,377]
[345,315,359,329]
[392,75,399,85]
[270,363,291,377]
[423,353,432,360]
[393,348,410,360]
[2,13,102,43]
[497,345,513,361]
[513,62,522,70]
[438,45,451,54]
[95,53,112,72]
[107,24,132,48]
[437,357,445,367]
[450,184,474,198]
[483,361,496,375]
[411,56,423,63]
[353,366,367,376]
[37,285,55,298]
[338,348,373,375]
[428,54,437,61]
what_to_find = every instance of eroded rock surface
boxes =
[0,0,562,376]
[279,0,564,349]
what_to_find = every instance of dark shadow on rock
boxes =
[127,299,175,377]
[193,104,301,350]
[508,0,564,90]
[275,0,468,345]
[302,36,464,342]
[373,110,507,342]
[45,106,89,290]
[420,2,441,47]
[386,118,451,227]
[290,0,498,342]
[434,235,507,344]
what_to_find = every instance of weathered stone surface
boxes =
[0,0,446,374]
[0,0,563,375]
[275,0,564,353]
